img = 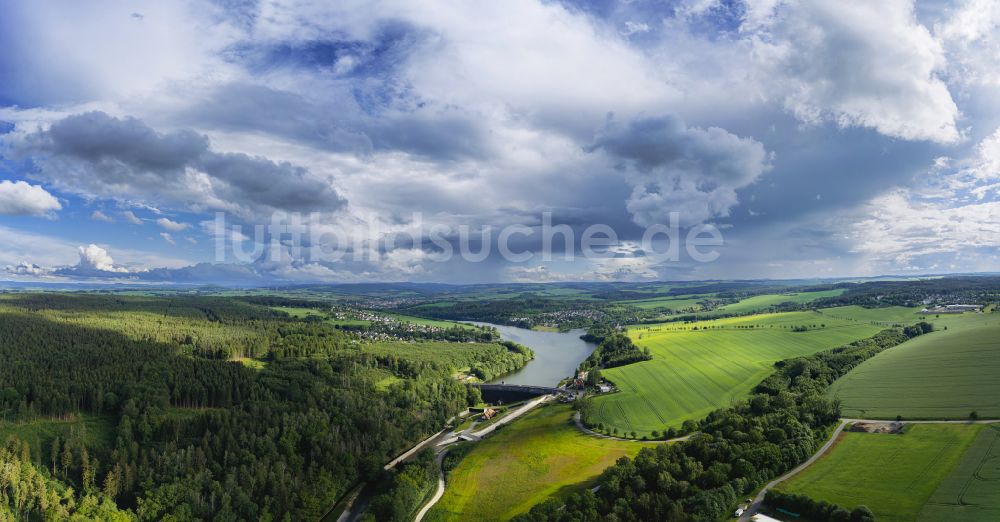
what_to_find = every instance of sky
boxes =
[2,0,1000,284]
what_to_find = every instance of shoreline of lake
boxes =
[470,322,597,387]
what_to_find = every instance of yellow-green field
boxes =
[829,312,1000,419]
[426,404,643,521]
[777,424,982,522]
[591,310,884,436]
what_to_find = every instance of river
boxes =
[472,322,597,386]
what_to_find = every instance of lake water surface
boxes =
[473,322,597,386]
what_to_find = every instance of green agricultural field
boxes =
[818,304,925,326]
[715,289,846,314]
[777,424,982,522]
[426,404,643,521]
[918,425,1000,521]
[829,315,1000,419]
[591,311,883,437]
[272,306,327,319]
[620,295,709,311]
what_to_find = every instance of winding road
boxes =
[414,449,448,522]
[738,419,848,522]
[410,394,555,520]
[738,417,1000,521]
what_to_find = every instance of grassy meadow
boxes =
[828,313,1000,419]
[917,425,1000,521]
[425,404,643,521]
[777,424,982,522]
[591,310,884,437]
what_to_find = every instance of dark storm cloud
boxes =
[47,111,207,170]
[20,111,346,215]
[727,123,949,231]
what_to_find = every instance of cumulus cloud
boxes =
[12,111,347,218]
[90,210,113,222]
[0,180,62,217]
[58,244,131,275]
[5,261,50,277]
[156,217,189,231]
[589,114,769,227]
[159,232,176,245]
[750,0,960,143]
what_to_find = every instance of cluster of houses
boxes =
[510,308,610,329]
[569,371,614,394]
[919,303,983,314]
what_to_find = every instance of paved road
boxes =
[411,395,555,519]
[738,417,1000,521]
[842,417,1000,424]
[384,428,448,471]
[469,394,553,438]
[738,419,848,522]
[414,449,448,522]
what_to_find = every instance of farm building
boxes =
[750,514,784,522]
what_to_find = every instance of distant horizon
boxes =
[2,269,998,289]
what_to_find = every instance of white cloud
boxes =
[850,190,1000,267]
[4,261,50,277]
[750,0,960,143]
[90,210,113,222]
[160,232,176,245]
[75,244,130,273]
[0,180,62,217]
[0,1,241,104]
[622,21,650,36]
[935,0,1000,87]
[156,217,189,231]
[121,210,143,225]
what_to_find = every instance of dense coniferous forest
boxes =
[0,294,529,520]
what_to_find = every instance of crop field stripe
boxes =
[633,364,669,423]
[917,425,1000,521]
[829,318,1000,419]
